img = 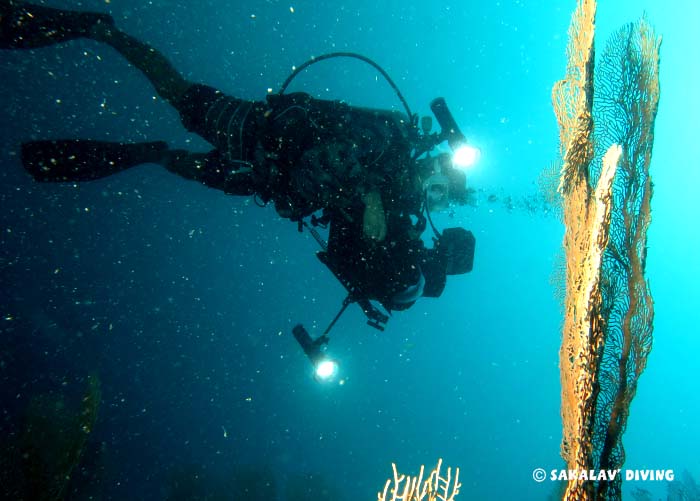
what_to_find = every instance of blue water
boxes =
[0,0,697,499]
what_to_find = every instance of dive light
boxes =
[292,324,338,381]
[430,97,480,169]
[430,97,466,150]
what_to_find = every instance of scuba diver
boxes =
[1,1,476,333]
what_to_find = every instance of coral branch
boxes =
[553,2,659,499]
[378,459,461,501]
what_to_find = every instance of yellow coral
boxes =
[377,459,460,501]
[553,0,659,499]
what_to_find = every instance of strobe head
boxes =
[292,324,338,381]
[430,97,480,169]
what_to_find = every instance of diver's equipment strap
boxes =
[22,139,168,182]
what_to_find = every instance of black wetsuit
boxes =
[174,84,442,310]
[176,85,422,219]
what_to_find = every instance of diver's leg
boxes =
[161,150,258,195]
[88,22,191,105]
[21,139,258,194]
[0,0,113,49]
[88,24,262,153]
[4,2,258,188]
[0,1,191,104]
[22,140,169,182]
[83,12,262,150]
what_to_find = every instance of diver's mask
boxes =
[423,172,451,212]
[422,154,467,211]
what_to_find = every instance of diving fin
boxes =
[0,1,114,50]
[21,139,168,182]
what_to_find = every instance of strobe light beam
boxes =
[430,97,480,169]
[292,324,338,381]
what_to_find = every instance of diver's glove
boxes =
[362,190,387,242]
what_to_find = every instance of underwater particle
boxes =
[290,6,295,13]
